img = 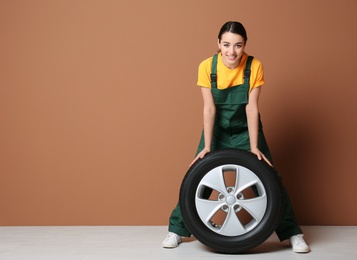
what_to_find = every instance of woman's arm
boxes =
[246,87,273,166]
[190,87,216,166]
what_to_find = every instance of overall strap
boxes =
[210,54,218,88]
[243,56,254,86]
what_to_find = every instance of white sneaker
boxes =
[289,234,310,253]
[162,232,182,248]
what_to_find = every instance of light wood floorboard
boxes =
[0,226,356,259]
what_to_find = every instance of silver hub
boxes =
[226,195,236,205]
[195,165,267,236]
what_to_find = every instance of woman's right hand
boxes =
[189,147,210,167]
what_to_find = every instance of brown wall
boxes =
[1,0,356,226]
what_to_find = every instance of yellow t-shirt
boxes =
[197,52,264,91]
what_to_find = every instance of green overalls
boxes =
[168,55,302,241]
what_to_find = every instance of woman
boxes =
[162,21,309,253]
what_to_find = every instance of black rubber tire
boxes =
[180,149,282,253]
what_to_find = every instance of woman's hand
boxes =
[189,147,210,167]
[250,147,273,167]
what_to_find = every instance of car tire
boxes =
[179,149,282,253]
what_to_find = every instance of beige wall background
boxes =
[1,0,356,226]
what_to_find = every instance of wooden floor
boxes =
[0,226,356,259]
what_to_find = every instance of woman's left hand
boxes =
[250,148,273,167]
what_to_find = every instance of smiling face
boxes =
[218,32,246,69]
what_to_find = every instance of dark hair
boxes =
[218,21,248,43]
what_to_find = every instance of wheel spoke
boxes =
[195,198,224,222]
[235,167,260,194]
[238,196,267,222]
[199,166,227,194]
[219,208,245,235]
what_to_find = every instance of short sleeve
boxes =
[197,58,212,88]
[250,59,265,91]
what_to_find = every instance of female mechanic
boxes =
[162,21,309,253]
